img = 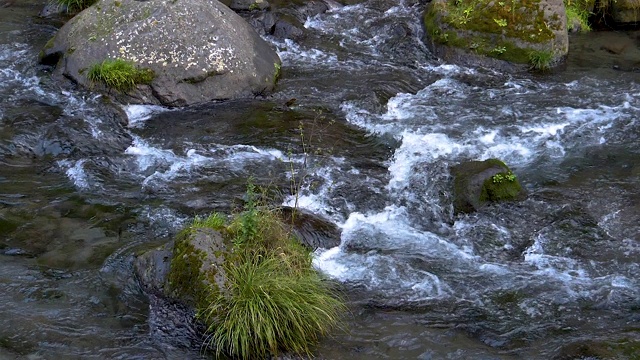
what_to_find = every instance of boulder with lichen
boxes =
[40,0,281,107]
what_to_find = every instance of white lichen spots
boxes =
[86,0,249,78]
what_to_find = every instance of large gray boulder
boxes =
[40,0,281,107]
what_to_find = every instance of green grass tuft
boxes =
[566,5,592,32]
[55,0,97,13]
[202,255,344,359]
[192,213,226,231]
[87,59,155,92]
[528,50,553,71]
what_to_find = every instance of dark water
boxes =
[1,0,639,358]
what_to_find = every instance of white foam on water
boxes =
[609,275,634,289]
[340,102,397,135]
[125,136,291,190]
[124,105,169,128]
[322,78,639,302]
[275,39,339,66]
[343,78,470,137]
[0,44,54,101]
[304,4,367,31]
[420,63,476,77]
[125,136,179,172]
[383,92,438,124]
[313,204,476,298]
[223,144,285,170]
[523,234,591,285]
[140,150,213,188]
[139,206,190,236]
[58,159,91,190]
[314,247,452,300]
[479,263,510,275]
[387,132,465,191]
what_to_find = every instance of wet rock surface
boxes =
[452,159,526,214]
[242,0,332,39]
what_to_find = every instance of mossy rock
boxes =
[166,227,230,310]
[610,0,640,25]
[134,203,345,358]
[423,0,568,70]
[134,242,174,295]
[452,158,526,214]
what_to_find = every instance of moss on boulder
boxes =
[166,227,230,310]
[134,200,345,358]
[452,158,526,214]
[424,0,568,70]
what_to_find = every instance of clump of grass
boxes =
[192,213,226,231]
[87,59,155,92]
[528,50,553,71]
[202,255,344,359]
[55,0,97,13]
[566,4,592,32]
[175,183,345,359]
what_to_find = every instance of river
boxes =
[1,0,639,358]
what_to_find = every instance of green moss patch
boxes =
[440,0,555,43]
[424,0,564,66]
[453,158,526,213]
[87,59,154,92]
[166,229,210,307]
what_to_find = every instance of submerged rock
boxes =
[40,0,281,107]
[452,159,526,214]
[423,0,568,71]
[280,207,342,249]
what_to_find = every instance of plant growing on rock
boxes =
[424,0,567,67]
[169,184,345,359]
[481,170,523,202]
[87,59,154,92]
[565,5,592,31]
[204,253,343,358]
[528,49,553,71]
[55,0,97,13]
[491,171,517,183]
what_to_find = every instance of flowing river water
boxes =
[1,0,640,358]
